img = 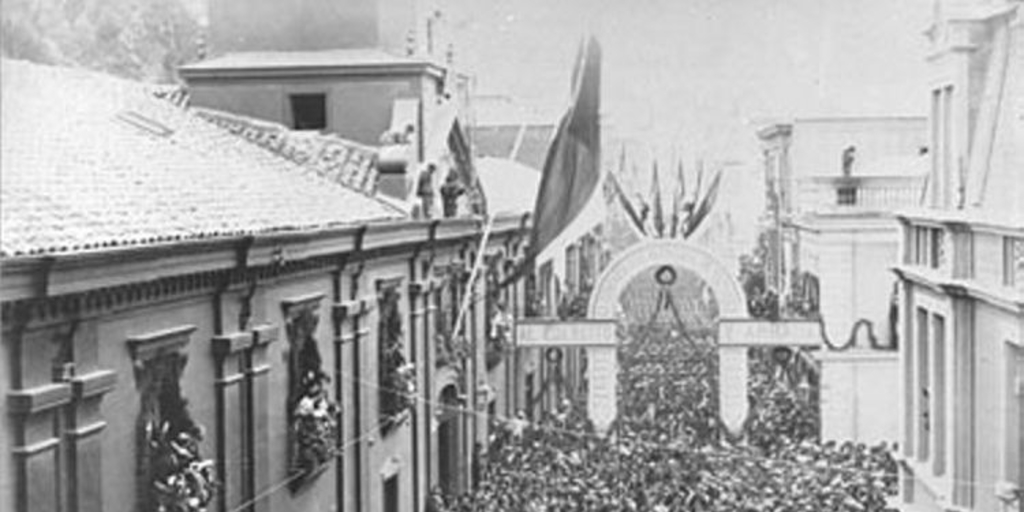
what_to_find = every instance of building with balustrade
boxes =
[893,1,1024,511]
[756,116,928,444]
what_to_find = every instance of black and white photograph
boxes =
[1,0,1022,511]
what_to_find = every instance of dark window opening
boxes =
[837,186,857,206]
[290,94,327,131]
[384,474,400,512]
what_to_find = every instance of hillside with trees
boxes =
[1,0,203,83]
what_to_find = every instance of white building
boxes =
[757,117,928,444]
[893,1,1024,511]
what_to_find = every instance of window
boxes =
[930,89,940,207]
[917,308,930,461]
[930,87,955,207]
[383,474,399,512]
[931,228,944,270]
[836,185,857,206]
[932,314,946,476]
[378,282,412,433]
[1008,343,1024,495]
[1004,237,1024,290]
[290,93,327,131]
[912,227,944,269]
[942,86,953,207]
[566,244,580,294]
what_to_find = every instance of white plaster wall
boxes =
[803,219,900,347]
[973,302,1021,512]
[819,350,900,444]
[974,231,1006,289]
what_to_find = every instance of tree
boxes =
[1,0,203,83]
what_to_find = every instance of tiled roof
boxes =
[0,59,404,258]
[194,108,380,195]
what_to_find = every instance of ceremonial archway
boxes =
[519,240,822,433]
[587,239,746,320]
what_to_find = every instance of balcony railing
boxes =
[798,175,925,213]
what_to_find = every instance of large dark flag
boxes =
[529,36,602,258]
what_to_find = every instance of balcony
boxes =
[798,175,925,215]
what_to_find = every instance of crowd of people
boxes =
[430,324,898,511]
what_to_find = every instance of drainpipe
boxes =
[350,226,368,512]
[331,248,349,512]
[420,221,440,501]
[212,237,249,512]
[407,221,435,512]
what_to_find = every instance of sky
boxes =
[183,0,935,163]
[182,0,936,251]
[443,0,935,257]
[448,0,933,163]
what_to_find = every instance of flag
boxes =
[608,173,646,236]
[650,161,665,237]
[529,36,602,260]
[682,169,723,239]
[670,160,686,238]
[694,158,705,203]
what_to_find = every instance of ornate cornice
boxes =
[127,325,197,364]
[2,218,529,329]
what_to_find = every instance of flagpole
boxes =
[452,214,496,348]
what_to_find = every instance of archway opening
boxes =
[615,263,725,444]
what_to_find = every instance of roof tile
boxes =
[1,59,404,258]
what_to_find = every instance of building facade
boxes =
[894,1,1024,511]
[0,59,530,512]
[182,0,478,219]
[757,117,929,444]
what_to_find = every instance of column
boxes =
[66,369,118,512]
[211,331,253,511]
[950,296,974,507]
[8,382,73,512]
[249,324,277,512]
[334,292,373,512]
[408,278,430,512]
[585,346,617,434]
[718,346,749,435]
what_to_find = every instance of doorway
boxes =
[436,385,461,496]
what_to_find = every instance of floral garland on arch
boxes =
[291,368,339,478]
[146,420,217,512]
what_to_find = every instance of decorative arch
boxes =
[587,239,747,320]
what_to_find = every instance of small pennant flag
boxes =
[651,161,665,238]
